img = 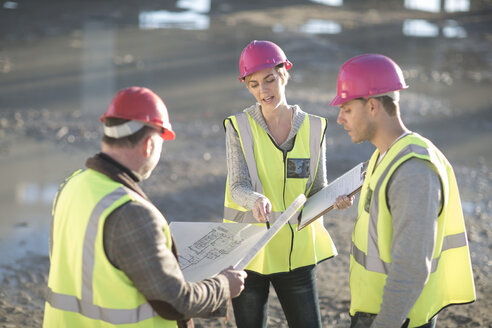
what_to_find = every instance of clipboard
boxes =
[298,161,368,231]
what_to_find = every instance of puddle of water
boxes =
[139,10,210,30]
[310,0,343,6]
[177,0,211,13]
[404,0,470,13]
[0,138,87,267]
[405,0,442,13]
[299,19,342,35]
[16,182,58,205]
[403,19,440,37]
[139,0,211,31]
[444,0,470,12]
[3,1,18,10]
[403,19,468,38]
[442,20,467,38]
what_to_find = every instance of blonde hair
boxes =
[275,63,290,83]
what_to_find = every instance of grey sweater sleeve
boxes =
[309,135,328,196]
[371,158,442,328]
[104,202,230,318]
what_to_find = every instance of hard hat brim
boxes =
[161,129,176,140]
[329,96,344,107]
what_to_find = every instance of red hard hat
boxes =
[100,86,175,140]
[238,40,292,81]
[329,54,408,106]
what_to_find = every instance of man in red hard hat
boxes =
[44,86,247,328]
[331,54,475,328]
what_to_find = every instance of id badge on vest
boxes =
[287,158,310,179]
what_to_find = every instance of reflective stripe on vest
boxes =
[235,112,263,194]
[225,112,322,224]
[351,144,469,274]
[45,186,158,324]
[351,232,467,275]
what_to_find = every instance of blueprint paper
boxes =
[170,222,265,282]
[170,194,307,282]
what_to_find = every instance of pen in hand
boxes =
[255,197,272,229]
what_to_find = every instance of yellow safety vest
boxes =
[350,133,475,327]
[223,109,337,275]
[44,169,176,328]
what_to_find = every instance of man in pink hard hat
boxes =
[331,54,475,328]
[44,86,247,328]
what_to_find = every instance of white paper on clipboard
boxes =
[298,161,367,230]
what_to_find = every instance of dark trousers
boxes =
[350,312,437,328]
[232,265,321,328]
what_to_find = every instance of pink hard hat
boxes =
[238,40,292,81]
[329,54,408,106]
[100,86,176,140]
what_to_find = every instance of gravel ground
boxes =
[0,105,490,327]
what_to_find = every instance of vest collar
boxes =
[86,152,148,200]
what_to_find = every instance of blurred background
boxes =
[0,0,491,326]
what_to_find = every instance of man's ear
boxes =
[368,98,380,116]
[143,135,154,158]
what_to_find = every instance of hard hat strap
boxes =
[103,120,146,138]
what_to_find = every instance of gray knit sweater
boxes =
[225,103,328,210]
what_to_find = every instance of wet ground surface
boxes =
[0,0,491,327]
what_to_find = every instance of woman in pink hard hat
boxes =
[222,40,353,328]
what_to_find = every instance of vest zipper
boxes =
[283,149,295,271]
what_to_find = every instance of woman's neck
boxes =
[261,103,290,124]
[261,103,293,145]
